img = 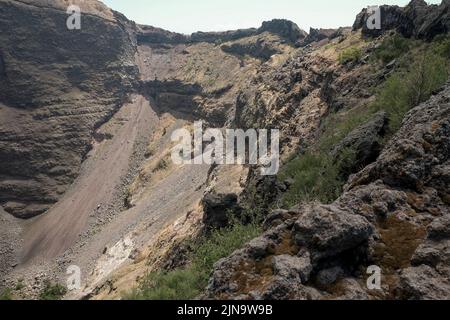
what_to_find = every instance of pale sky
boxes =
[102,0,442,34]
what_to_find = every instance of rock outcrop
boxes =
[220,33,285,61]
[332,111,389,175]
[137,19,307,46]
[301,28,339,46]
[206,82,450,300]
[258,19,308,44]
[202,193,242,230]
[0,0,139,218]
[353,0,450,39]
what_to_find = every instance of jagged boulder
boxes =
[346,83,450,195]
[293,204,373,261]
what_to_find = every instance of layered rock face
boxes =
[0,0,138,218]
[206,82,450,300]
[137,19,307,46]
[353,0,450,39]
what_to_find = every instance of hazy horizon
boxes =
[102,0,442,34]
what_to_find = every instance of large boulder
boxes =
[346,82,450,195]
[399,265,450,300]
[293,204,373,261]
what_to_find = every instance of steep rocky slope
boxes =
[0,0,138,218]
[0,0,448,300]
[206,82,450,300]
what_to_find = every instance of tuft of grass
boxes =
[126,218,262,300]
[280,153,339,205]
[154,158,169,172]
[0,288,13,300]
[15,279,25,291]
[339,47,362,64]
[39,281,67,300]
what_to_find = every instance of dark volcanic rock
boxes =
[272,253,313,283]
[399,265,450,300]
[353,0,450,39]
[301,28,338,46]
[191,29,258,44]
[202,192,242,229]
[258,19,308,43]
[293,204,373,261]
[332,111,389,175]
[137,25,189,44]
[221,35,281,61]
[346,83,450,195]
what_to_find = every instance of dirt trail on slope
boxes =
[21,94,157,262]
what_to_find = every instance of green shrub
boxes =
[127,269,201,300]
[0,288,13,300]
[39,281,67,300]
[192,221,261,279]
[126,218,262,300]
[431,34,450,59]
[279,152,345,207]
[339,47,362,64]
[15,279,25,291]
[373,50,448,131]
[317,111,372,152]
[374,34,412,63]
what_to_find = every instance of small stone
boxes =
[316,266,345,286]
[272,252,313,283]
